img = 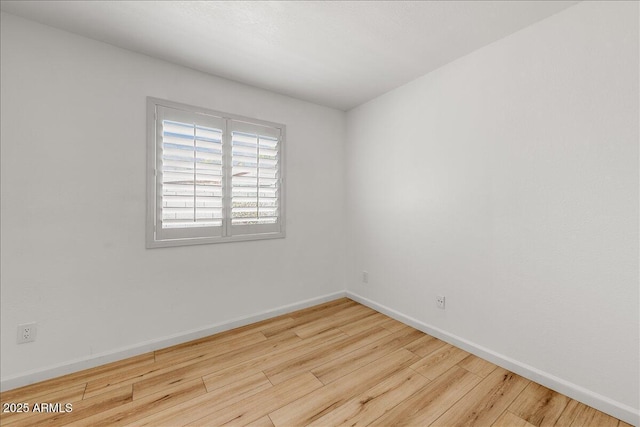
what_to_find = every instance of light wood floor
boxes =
[0,298,632,427]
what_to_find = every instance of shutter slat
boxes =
[232,217,278,225]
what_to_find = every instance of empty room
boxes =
[0,1,638,426]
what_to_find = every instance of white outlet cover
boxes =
[436,296,446,309]
[17,322,37,344]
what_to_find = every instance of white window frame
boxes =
[146,97,286,248]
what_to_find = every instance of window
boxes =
[146,98,285,248]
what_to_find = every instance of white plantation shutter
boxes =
[154,106,225,242]
[230,120,282,236]
[147,98,285,248]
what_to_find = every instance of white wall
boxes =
[347,0,638,420]
[0,12,346,382]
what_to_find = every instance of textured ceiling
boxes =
[0,1,579,110]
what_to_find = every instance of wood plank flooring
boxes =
[0,298,630,426]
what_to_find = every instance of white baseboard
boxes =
[0,291,347,392]
[346,291,639,427]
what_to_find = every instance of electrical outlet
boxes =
[436,296,446,309]
[362,271,369,284]
[17,322,37,344]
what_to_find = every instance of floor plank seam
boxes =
[264,371,276,387]
[407,366,431,382]
[81,382,88,401]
